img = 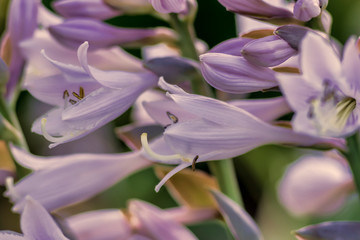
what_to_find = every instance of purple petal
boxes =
[211,190,263,240]
[293,0,321,22]
[0,169,15,186]
[200,52,277,93]
[5,151,151,212]
[21,196,68,239]
[66,209,132,240]
[53,0,122,20]
[0,232,24,240]
[148,0,187,13]
[278,155,353,216]
[341,37,360,94]
[275,25,310,51]
[49,19,174,50]
[300,33,342,90]
[228,97,291,122]
[242,35,297,67]
[218,0,293,19]
[129,200,198,240]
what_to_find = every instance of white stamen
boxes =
[5,177,20,202]
[141,133,188,162]
[41,118,85,148]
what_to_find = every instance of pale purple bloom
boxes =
[0,196,68,239]
[49,18,175,50]
[4,0,38,99]
[148,0,187,14]
[277,33,360,137]
[199,52,278,93]
[26,41,157,147]
[5,145,152,212]
[66,202,206,240]
[141,78,345,191]
[278,153,353,216]
[293,0,321,22]
[209,37,252,56]
[241,35,297,67]
[53,0,122,20]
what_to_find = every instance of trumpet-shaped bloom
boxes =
[141,78,345,191]
[5,145,152,212]
[49,18,175,50]
[26,41,157,147]
[148,0,187,13]
[0,196,68,239]
[277,33,360,137]
[278,153,354,216]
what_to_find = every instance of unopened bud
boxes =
[293,0,321,22]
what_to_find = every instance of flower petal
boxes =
[149,0,187,13]
[21,196,68,239]
[341,36,360,95]
[5,151,151,212]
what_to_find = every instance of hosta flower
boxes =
[5,145,152,212]
[148,0,187,14]
[278,153,354,216]
[141,78,345,191]
[66,201,206,240]
[0,196,68,239]
[27,41,157,147]
[278,33,360,137]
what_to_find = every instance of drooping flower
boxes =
[278,152,354,216]
[277,32,360,137]
[0,196,69,239]
[26,41,157,147]
[141,78,345,191]
[5,145,152,212]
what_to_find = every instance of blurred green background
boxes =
[1,0,360,239]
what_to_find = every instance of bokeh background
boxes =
[1,0,360,239]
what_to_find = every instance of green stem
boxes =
[208,159,243,206]
[345,132,360,196]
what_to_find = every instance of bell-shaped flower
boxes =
[4,145,152,212]
[49,18,175,50]
[278,153,354,216]
[241,35,297,67]
[0,196,69,239]
[141,78,345,191]
[277,33,360,137]
[66,201,208,240]
[2,0,39,98]
[148,0,187,14]
[53,0,122,20]
[199,52,278,93]
[27,41,157,147]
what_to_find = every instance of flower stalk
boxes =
[345,132,360,197]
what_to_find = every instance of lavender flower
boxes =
[141,78,345,191]
[278,153,353,216]
[277,33,360,137]
[0,196,68,239]
[27,41,157,147]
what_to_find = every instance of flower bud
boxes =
[148,0,187,14]
[293,0,321,22]
[209,37,252,56]
[53,0,122,20]
[295,222,360,240]
[242,35,297,67]
[200,52,277,94]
